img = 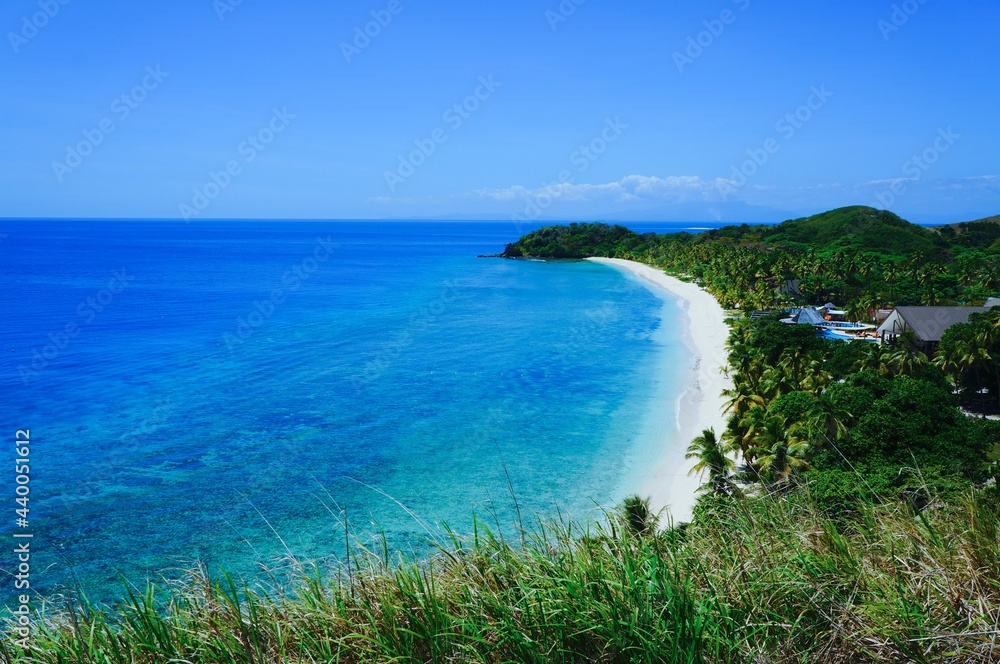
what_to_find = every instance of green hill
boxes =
[944,213,1000,227]
[500,222,641,258]
[502,206,948,259]
[759,206,943,254]
[497,205,999,309]
[935,214,1000,248]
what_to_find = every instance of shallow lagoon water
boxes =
[0,220,726,602]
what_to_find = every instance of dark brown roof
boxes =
[893,306,987,342]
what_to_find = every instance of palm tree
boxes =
[921,284,949,306]
[722,381,765,417]
[856,257,876,280]
[984,263,1000,292]
[759,366,795,402]
[955,258,981,289]
[984,319,1000,409]
[685,428,735,496]
[884,333,929,377]
[722,410,761,465]
[777,347,804,384]
[886,347,929,377]
[757,443,809,487]
[617,495,659,537]
[807,393,852,443]
[934,341,966,390]
[847,295,876,324]
[882,261,902,302]
[855,344,891,377]
[798,350,831,396]
[750,415,810,487]
[954,338,990,405]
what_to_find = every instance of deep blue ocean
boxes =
[0,220,728,604]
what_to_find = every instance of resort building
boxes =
[784,303,848,327]
[877,306,988,353]
[780,304,879,341]
[791,307,827,326]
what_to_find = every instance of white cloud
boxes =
[367,173,1000,221]
[469,174,729,205]
[859,177,915,187]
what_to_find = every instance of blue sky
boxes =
[2,0,998,223]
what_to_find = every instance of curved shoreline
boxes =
[586,258,732,522]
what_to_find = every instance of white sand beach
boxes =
[587,258,733,523]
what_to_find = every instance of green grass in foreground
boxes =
[3,488,999,663]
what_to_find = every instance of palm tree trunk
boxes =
[993,359,1000,411]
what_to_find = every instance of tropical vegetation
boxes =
[4,486,1000,662]
[937,308,1000,411]
[708,314,998,514]
[504,209,1000,507]
[502,206,1000,312]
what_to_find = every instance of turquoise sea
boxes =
[0,220,727,603]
